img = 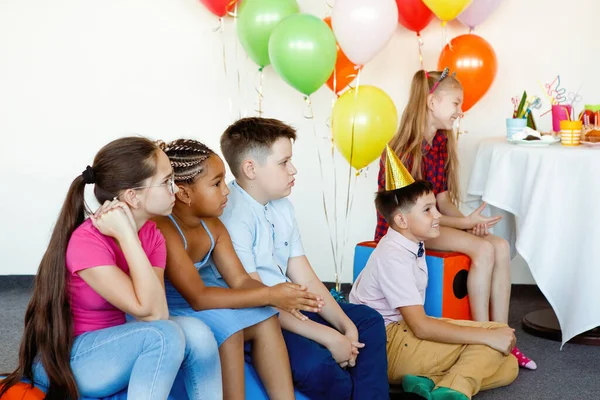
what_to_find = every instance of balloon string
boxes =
[337,68,362,290]
[417,32,424,70]
[232,3,241,119]
[255,67,264,117]
[305,96,339,288]
[215,17,236,122]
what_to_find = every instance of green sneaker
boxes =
[431,387,469,400]
[402,375,435,400]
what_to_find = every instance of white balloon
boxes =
[331,0,398,66]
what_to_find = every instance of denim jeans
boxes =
[33,318,222,399]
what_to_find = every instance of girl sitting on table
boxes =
[375,69,536,369]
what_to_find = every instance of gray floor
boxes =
[2,278,599,400]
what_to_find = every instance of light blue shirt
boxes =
[220,180,305,287]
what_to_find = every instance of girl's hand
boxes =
[464,202,502,229]
[267,283,325,321]
[471,223,489,237]
[91,200,138,242]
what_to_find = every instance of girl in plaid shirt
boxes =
[375,69,536,370]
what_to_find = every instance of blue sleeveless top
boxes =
[164,215,228,309]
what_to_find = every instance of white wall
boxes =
[1,0,598,283]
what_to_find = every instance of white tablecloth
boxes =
[467,137,600,347]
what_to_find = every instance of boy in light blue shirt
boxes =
[220,117,389,400]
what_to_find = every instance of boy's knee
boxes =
[506,355,519,384]
[352,304,385,331]
[294,354,351,397]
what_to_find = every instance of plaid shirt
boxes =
[374,131,449,241]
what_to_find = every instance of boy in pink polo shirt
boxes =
[350,147,518,400]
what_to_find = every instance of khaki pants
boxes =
[386,319,518,399]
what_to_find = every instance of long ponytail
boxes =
[1,175,86,399]
[1,136,160,399]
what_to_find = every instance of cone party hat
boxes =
[385,145,415,191]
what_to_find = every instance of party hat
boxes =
[385,145,415,191]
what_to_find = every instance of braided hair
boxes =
[161,139,215,184]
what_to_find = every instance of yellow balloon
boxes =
[422,0,473,22]
[332,85,398,170]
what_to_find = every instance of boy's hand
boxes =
[267,283,324,321]
[344,329,364,367]
[464,202,502,230]
[486,327,516,356]
[324,331,354,367]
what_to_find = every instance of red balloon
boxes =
[396,0,435,33]
[199,0,239,17]
[438,34,497,112]
[324,17,359,95]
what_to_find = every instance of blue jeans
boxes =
[279,303,389,400]
[33,318,221,399]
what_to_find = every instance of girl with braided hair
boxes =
[155,139,323,400]
[0,137,221,400]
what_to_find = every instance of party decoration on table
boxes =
[396,0,435,33]
[323,17,359,95]
[237,0,300,68]
[331,0,399,66]
[332,85,398,170]
[268,14,337,96]
[422,0,473,25]
[199,0,239,17]
[457,0,504,29]
[537,75,583,122]
[438,34,497,112]
[511,91,539,130]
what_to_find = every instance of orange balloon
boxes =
[438,34,497,112]
[324,17,359,95]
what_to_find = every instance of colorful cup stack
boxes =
[560,120,583,146]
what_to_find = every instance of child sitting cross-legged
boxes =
[350,146,519,400]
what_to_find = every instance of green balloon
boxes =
[237,0,300,68]
[268,14,337,96]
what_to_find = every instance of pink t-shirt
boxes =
[349,228,428,326]
[66,219,167,336]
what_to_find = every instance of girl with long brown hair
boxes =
[375,69,535,370]
[0,137,221,399]
[155,139,325,400]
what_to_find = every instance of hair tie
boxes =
[81,165,95,185]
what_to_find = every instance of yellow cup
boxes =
[560,120,582,146]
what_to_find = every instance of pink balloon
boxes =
[457,0,503,29]
[331,0,399,66]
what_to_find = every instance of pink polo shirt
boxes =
[65,219,167,336]
[349,228,428,326]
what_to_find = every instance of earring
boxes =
[187,200,191,208]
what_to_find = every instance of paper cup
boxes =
[506,118,527,140]
[560,120,582,146]
[552,104,573,132]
